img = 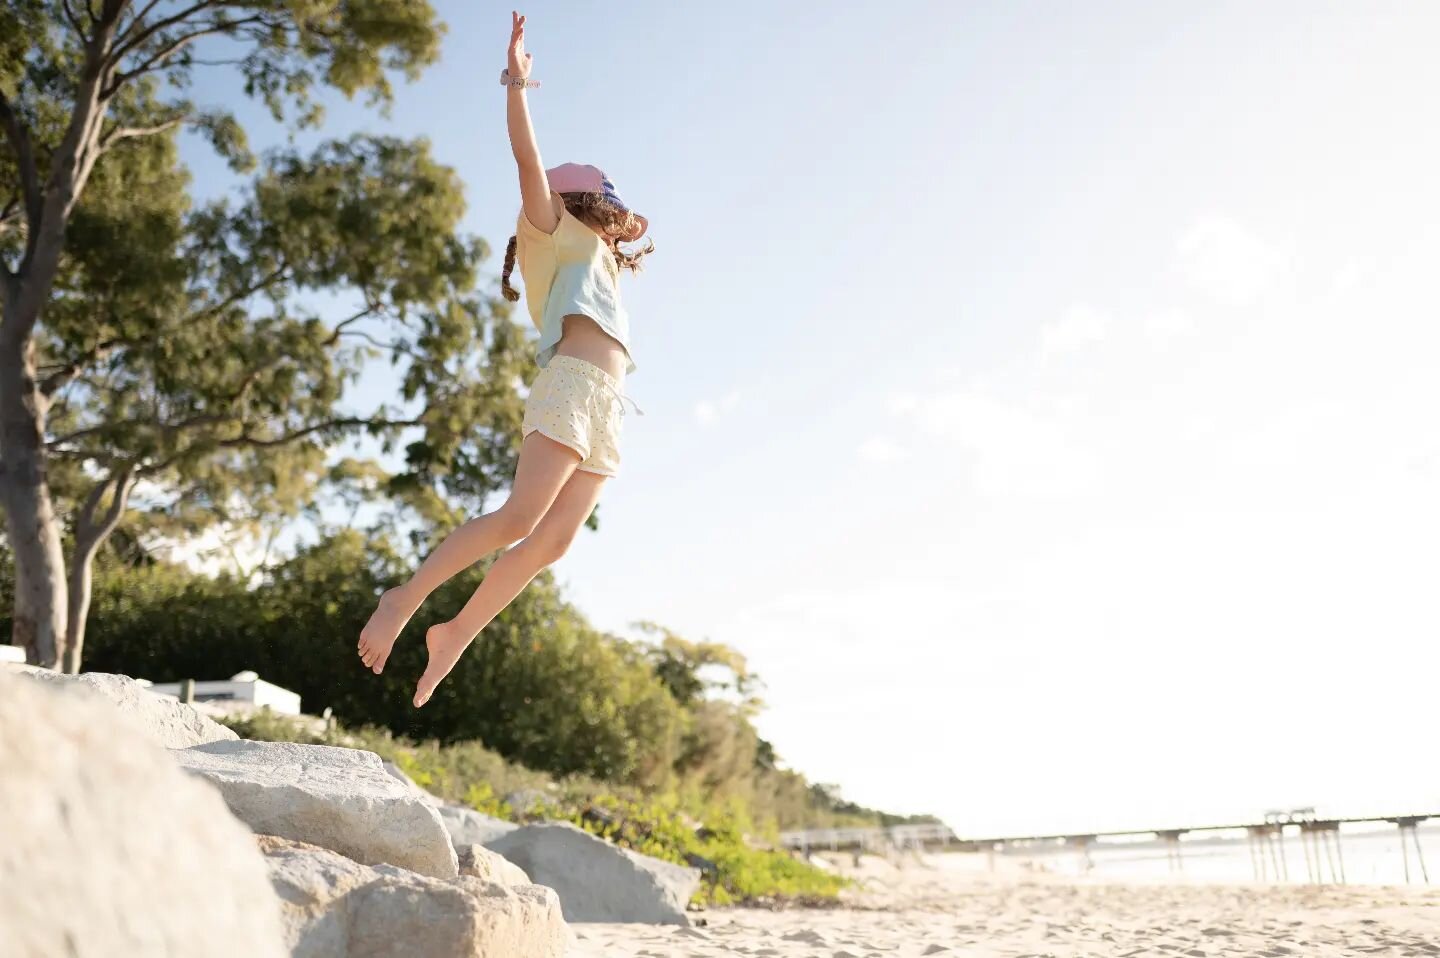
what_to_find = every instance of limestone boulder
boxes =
[486,822,700,924]
[458,843,531,886]
[19,668,238,748]
[381,759,434,801]
[259,835,569,958]
[0,672,286,957]
[438,802,519,847]
[174,739,458,877]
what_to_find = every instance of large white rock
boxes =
[438,802,519,847]
[0,671,287,958]
[486,822,701,924]
[18,668,238,748]
[381,759,434,800]
[174,739,459,877]
[259,835,569,958]
[458,843,531,886]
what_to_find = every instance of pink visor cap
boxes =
[546,162,648,242]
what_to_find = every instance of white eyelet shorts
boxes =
[522,355,626,477]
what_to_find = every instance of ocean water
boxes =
[949,821,1440,887]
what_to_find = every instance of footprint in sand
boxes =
[781,931,828,945]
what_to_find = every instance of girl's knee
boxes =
[517,532,573,569]
[492,505,542,544]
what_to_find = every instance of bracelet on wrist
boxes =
[500,68,541,90]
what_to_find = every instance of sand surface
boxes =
[571,855,1440,957]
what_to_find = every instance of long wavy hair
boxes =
[501,191,655,302]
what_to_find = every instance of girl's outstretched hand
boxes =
[509,11,534,78]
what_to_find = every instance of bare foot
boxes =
[357,588,418,674]
[413,622,474,708]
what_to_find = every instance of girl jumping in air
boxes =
[356,10,653,708]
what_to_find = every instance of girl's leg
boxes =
[358,432,581,672]
[412,468,607,707]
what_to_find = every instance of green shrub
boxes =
[541,793,849,906]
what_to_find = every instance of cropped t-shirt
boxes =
[515,195,635,374]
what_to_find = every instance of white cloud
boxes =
[887,392,920,414]
[1174,215,1288,305]
[897,389,1102,498]
[1144,308,1194,340]
[693,389,741,425]
[856,436,906,462]
[1333,259,1364,294]
[1041,305,1111,356]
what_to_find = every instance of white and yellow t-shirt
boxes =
[515,194,635,374]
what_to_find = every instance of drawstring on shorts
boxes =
[602,380,645,417]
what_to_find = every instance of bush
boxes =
[546,793,849,906]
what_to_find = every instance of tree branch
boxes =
[111,0,213,57]
[218,416,423,451]
[48,446,117,465]
[124,0,167,35]
[194,261,289,323]
[0,194,22,241]
[136,415,423,477]
[111,2,258,70]
[75,465,135,553]
[49,409,238,449]
[0,91,43,270]
[337,328,419,359]
[323,302,381,345]
[49,382,404,449]
[60,0,88,40]
[94,467,134,540]
[75,476,112,540]
[99,114,189,151]
[14,2,125,305]
[39,336,131,396]
[178,57,249,67]
[106,18,269,96]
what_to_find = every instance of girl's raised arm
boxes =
[507,11,559,234]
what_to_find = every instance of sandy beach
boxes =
[572,855,1440,958]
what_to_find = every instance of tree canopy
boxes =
[1,2,535,670]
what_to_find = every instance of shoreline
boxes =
[573,853,1440,957]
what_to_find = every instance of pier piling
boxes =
[1158,830,1185,874]
[1390,817,1430,884]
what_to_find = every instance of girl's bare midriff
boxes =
[556,313,628,380]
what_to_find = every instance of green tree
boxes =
[0,3,525,670]
[49,130,529,671]
[82,529,687,783]
[636,619,762,710]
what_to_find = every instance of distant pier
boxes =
[779,811,1436,885]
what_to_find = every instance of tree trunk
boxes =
[0,296,67,668]
[0,9,122,669]
[63,548,95,675]
[63,470,132,674]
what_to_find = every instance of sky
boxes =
[176,1,1440,837]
